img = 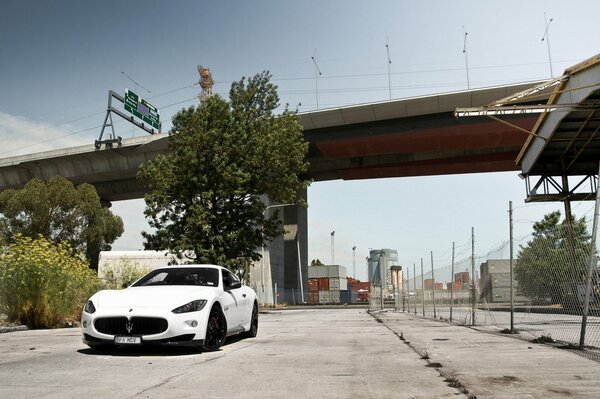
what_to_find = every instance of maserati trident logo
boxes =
[125,321,134,334]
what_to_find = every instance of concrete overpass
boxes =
[0,81,549,201]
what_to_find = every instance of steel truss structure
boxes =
[524,174,598,203]
[96,90,161,149]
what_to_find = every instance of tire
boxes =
[203,304,227,352]
[242,302,258,338]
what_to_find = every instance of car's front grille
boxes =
[94,317,168,335]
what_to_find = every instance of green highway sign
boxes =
[124,89,160,129]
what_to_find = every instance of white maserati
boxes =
[81,265,258,351]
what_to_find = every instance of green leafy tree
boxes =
[138,71,309,268]
[0,176,124,269]
[514,211,590,304]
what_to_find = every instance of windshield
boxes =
[132,267,219,288]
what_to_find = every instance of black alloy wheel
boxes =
[243,302,258,338]
[203,305,227,352]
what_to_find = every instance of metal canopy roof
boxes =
[518,53,600,177]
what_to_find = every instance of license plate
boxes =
[115,336,142,345]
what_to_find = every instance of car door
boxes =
[221,269,245,329]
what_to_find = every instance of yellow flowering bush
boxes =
[0,235,101,328]
[100,257,150,290]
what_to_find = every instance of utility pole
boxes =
[352,246,356,279]
[330,231,335,265]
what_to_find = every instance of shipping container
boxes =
[318,277,330,291]
[308,278,319,292]
[329,278,340,290]
[492,273,512,287]
[319,290,331,304]
[308,291,320,304]
[329,290,340,303]
[308,266,328,279]
[340,290,352,303]
[327,265,347,278]
[329,277,350,290]
[454,272,470,284]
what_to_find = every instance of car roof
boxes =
[154,264,224,271]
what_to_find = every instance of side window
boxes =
[222,270,231,289]
[222,270,240,290]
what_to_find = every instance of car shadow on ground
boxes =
[77,346,204,357]
[77,336,244,357]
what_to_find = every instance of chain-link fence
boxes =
[373,209,600,355]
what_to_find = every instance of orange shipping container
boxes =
[318,277,330,291]
[308,278,319,292]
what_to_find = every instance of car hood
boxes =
[93,286,219,310]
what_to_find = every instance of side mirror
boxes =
[230,281,242,290]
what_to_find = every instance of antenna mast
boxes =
[311,50,322,110]
[541,13,554,78]
[462,26,470,90]
[197,65,214,105]
[386,38,392,100]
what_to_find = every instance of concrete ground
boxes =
[1,308,599,398]
[373,310,600,399]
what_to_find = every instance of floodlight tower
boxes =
[197,65,214,105]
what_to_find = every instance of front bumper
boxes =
[81,307,209,347]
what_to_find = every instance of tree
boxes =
[514,211,591,304]
[0,176,124,269]
[138,71,310,269]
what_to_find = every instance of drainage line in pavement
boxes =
[368,311,477,399]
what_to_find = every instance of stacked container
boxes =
[308,265,348,304]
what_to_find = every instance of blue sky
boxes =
[1,1,599,280]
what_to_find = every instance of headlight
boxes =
[84,300,96,314]
[172,299,207,314]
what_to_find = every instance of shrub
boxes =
[99,257,150,290]
[0,235,101,328]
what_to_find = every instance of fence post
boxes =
[407,267,411,313]
[579,162,600,349]
[408,263,417,314]
[509,201,515,333]
[471,227,476,326]
[450,241,455,323]
[431,251,437,318]
[421,258,425,316]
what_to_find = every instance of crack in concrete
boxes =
[369,310,477,399]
